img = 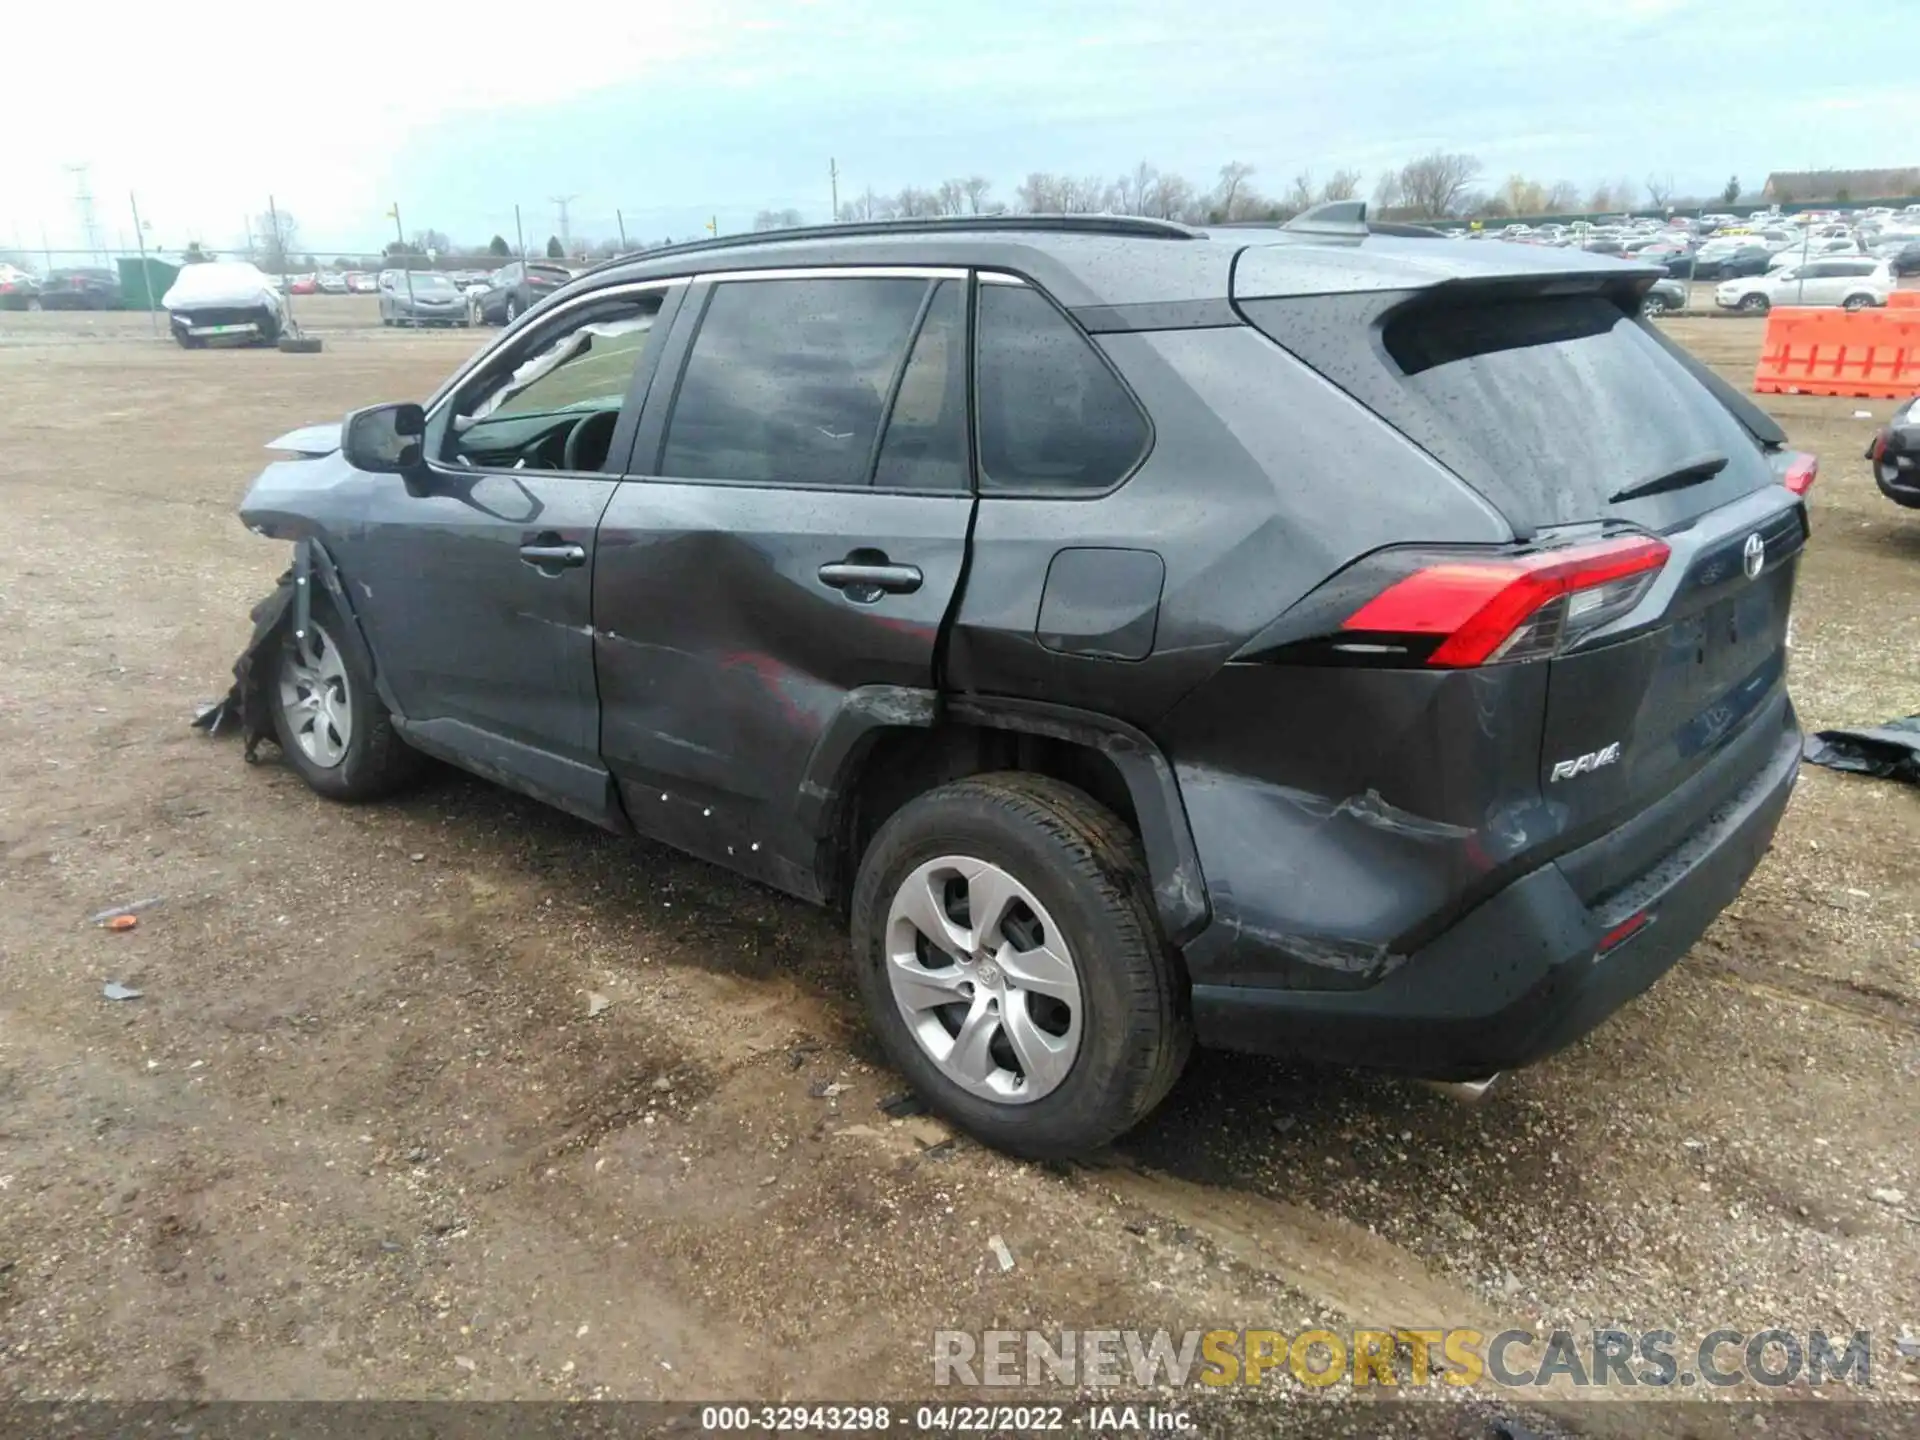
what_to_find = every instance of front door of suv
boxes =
[337,282,680,822]
[595,269,975,892]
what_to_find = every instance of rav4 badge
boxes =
[1550,742,1622,782]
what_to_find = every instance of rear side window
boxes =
[1241,292,1774,529]
[975,284,1149,494]
[873,280,969,491]
[660,277,927,487]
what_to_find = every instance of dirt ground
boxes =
[1,296,1916,1437]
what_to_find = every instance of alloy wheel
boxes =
[276,621,353,768]
[884,855,1083,1103]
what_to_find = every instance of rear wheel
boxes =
[850,774,1189,1159]
[504,295,521,324]
[268,596,420,801]
[1641,295,1670,316]
[1738,294,1769,313]
[1842,293,1874,311]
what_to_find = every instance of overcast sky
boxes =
[3,0,1912,258]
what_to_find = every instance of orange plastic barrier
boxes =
[1889,290,1920,309]
[1754,306,1920,397]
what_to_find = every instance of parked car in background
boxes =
[1716,257,1892,313]
[287,274,320,295]
[1766,237,1863,270]
[1871,237,1920,276]
[1640,276,1688,315]
[316,272,349,295]
[220,211,1807,1157]
[377,269,468,326]
[467,260,572,324]
[1689,239,1773,280]
[1867,394,1920,512]
[0,263,42,310]
[39,267,123,310]
[161,261,289,347]
[1579,236,1627,256]
[346,272,378,294]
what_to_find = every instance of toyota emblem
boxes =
[1742,532,1765,580]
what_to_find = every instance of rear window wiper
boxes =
[1609,451,1728,505]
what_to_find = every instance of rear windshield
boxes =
[1239,291,1774,531]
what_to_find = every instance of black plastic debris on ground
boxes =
[1803,714,1920,785]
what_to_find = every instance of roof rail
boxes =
[580,213,1203,279]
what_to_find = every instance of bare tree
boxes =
[837,187,893,222]
[1372,170,1405,214]
[1545,180,1581,212]
[934,179,967,216]
[410,228,451,254]
[1113,162,1160,216]
[895,186,944,218]
[1396,152,1482,219]
[1147,171,1197,221]
[1214,161,1256,220]
[1284,170,1316,215]
[959,175,995,214]
[1321,169,1362,202]
[1498,174,1546,217]
[1645,172,1676,209]
[752,208,803,231]
[1016,172,1064,213]
[254,208,300,272]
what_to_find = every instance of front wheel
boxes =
[504,295,520,324]
[268,597,420,801]
[1641,296,1670,316]
[850,774,1190,1159]
[1738,294,1769,313]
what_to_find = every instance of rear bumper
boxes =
[1190,718,1800,1079]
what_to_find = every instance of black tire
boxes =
[850,773,1190,1159]
[267,591,420,801]
[504,295,521,324]
[1739,294,1769,313]
[1842,293,1874,312]
[1641,296,1669,316]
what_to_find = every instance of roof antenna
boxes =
[1283,200,1369,237]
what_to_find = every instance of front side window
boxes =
[443,293,663,473]
[659,276,928,487]
[974,283,1150,494]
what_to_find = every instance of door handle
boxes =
[818,560,923,596]
[519,541,587,569]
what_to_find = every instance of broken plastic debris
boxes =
[106,915,139,932]
[1869,1187,1907,1206]
[90,898,162,926]
[102,982,144,1001]
[1804,715,1920,785]
[585,992,611,1018]
[988,1234,1015,1272]
[879,1091,927,1118]
[453,1355,477,1372]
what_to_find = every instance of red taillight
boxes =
[1782,452,1818,495]
[1343,536,1670,668]
[1597,911,1651,953]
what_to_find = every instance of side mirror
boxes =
[342,403,425,474]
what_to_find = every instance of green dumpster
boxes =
[118,256,181,311]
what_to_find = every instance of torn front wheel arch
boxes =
[192,537,391,759]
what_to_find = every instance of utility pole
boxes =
[386,201,414,312]
[548,193,577,253]
[129,192,157,335]
[616,210,628,250]
[65,163,101,263]
[705,215,718,237]
[514,204,527,264]
[830,157,840,222]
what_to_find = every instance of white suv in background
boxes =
[1716,257,1893,313]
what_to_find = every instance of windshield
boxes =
[401,274,457,293]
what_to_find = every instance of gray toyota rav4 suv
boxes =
[215,208,1807,1158]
